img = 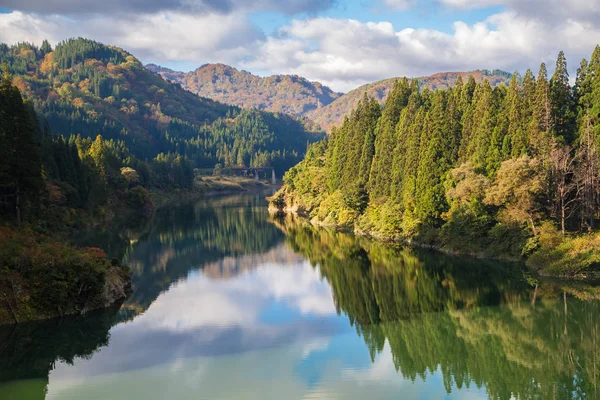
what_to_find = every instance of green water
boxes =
[1,192,600,399]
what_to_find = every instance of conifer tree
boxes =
[390,94,423,204]
[0,65,43,223]
[530,63,552,157]
[415,91,450,223]
[463,80,495,170]
[369,79,411,198]
[521,69,537,123]
[550,51,575,142]
[504,74,527,157]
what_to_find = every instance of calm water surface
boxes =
[2,192,600,399]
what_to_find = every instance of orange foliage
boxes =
[84,247,107,259]
[85,59,104,69]
[47,90,60,102]
[12,76,29,93]
[17,48,35,59]
[73,97,85,108]
[40,52,55,75]
[78,78,91,92]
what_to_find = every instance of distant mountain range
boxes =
[147,64,513,132]
[146,63,343,117]
[306,70,513,131]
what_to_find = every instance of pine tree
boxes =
[530,63,552,157]
[414,91,450,223]
[463,80,495,170]
[0,65,43,223]
[575,58,590,115]
[369,78,411,198]
[40,40,52,55]
[504,74,527,158]
[390,92,422,204]
[521,69,537,122]
[550,51,575,142]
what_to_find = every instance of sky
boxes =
[1,0,599,92]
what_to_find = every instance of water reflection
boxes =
[120,192,292,320]
[0,305,122,400]
[279,215,600,400]
[1,193,600,400]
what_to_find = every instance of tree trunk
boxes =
[561,199,566,235]
[529,215,538,236]
[531,284,538,306]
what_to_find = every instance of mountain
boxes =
[0,38,321,174]
[148,63,512,132]
[305,70,513,131]
[146,63,343,116]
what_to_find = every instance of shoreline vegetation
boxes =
[0,39,284,325]
[0,175,277,326]
[270,46,600,279]
[0,36,302,326]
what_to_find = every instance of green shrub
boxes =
[528,229,600,276]
[0,226,130,318]
[440,206,494,253]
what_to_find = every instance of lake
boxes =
[1,192,600,400]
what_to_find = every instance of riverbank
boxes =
[0,176,278,326]
[0,227,131,325]
[269,188,600,279]
[150,175,276,210]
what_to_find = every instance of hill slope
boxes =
[146,63,342,116]
[305,70,513,131]
[0,39,321,174]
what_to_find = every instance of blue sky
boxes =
[250,1,504,35]
[0,0,599,91]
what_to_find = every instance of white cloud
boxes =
[242,9,600,91]
[1,0,600,92]
[129,260,335,333]
[440,0,503,8]
[0,10,263,66]
[383,0,416,10]
[2,0,337,16]
[0,11,68,45]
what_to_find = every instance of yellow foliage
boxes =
[78,78,91,92]
[72,98,85,108]
[17,48,35,59]
[85,59,103,69]
[12,76,28,93]
[39,52,54,75]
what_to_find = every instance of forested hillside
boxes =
[272,48,600,277]
[147,63,342,117]
[306,70,513,131]
[0,38,321,176]
[0,70,134,324]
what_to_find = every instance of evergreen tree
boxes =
[550,51,575,142]
[529,63,553,157]
[369,78,412,198]
[504,74,527,157]
[0,65,43,223]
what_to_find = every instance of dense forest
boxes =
[0,38,321,176]
[273,46,600,277]
[0,36,320,324]
[0,64,174,323]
